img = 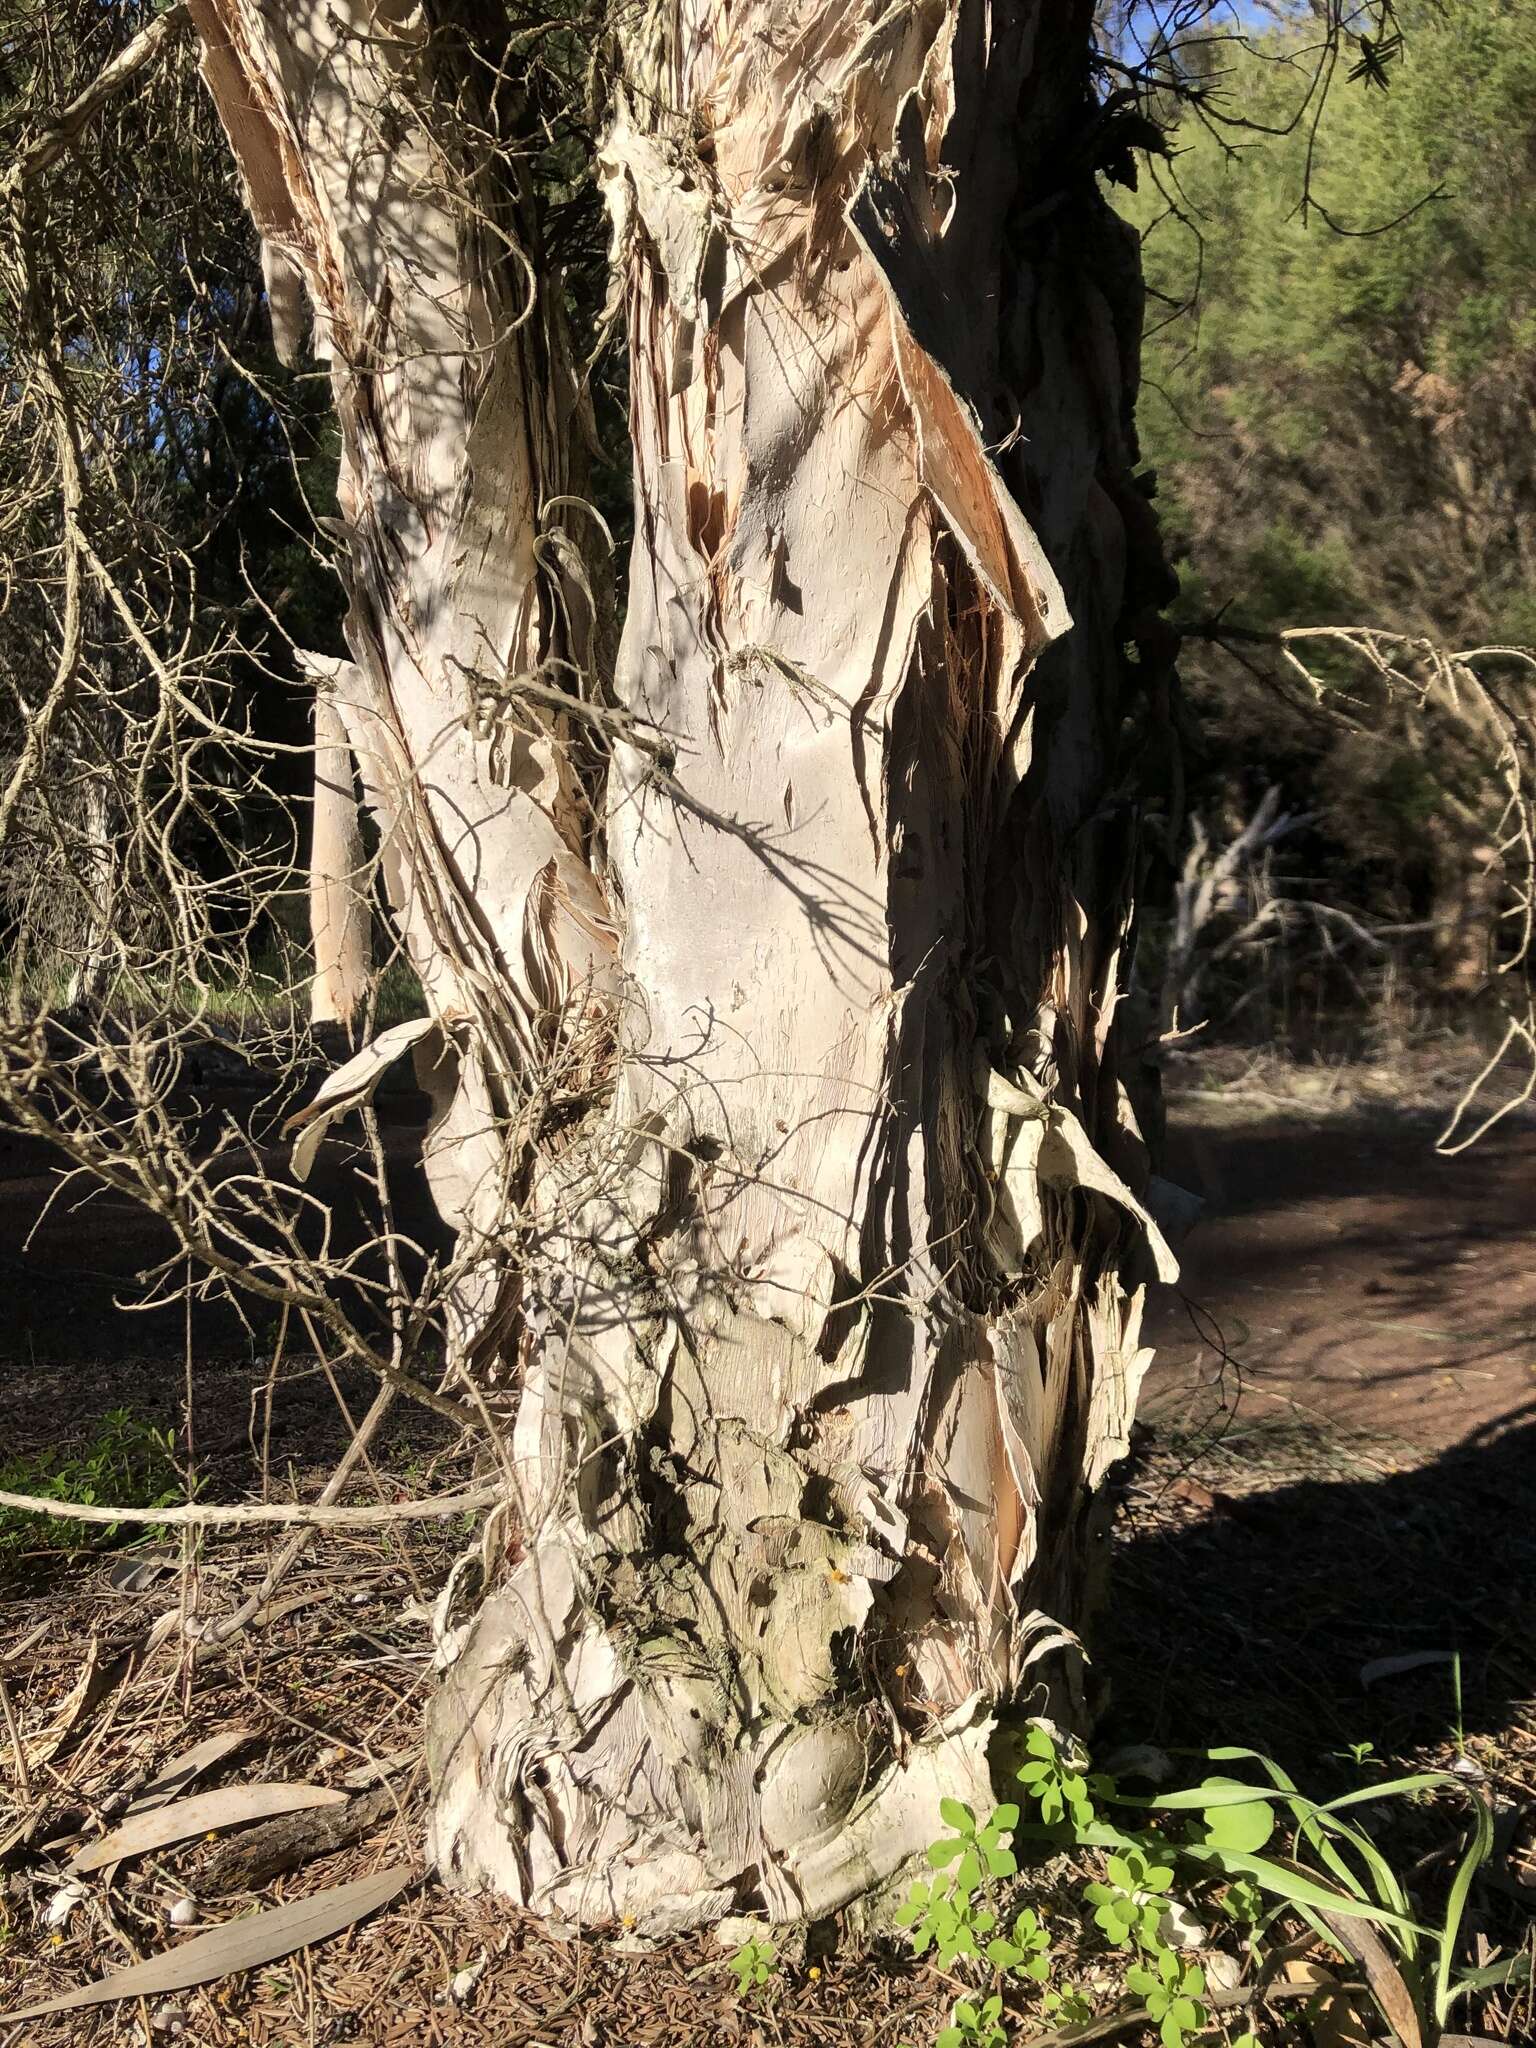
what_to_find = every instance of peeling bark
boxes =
[427,0,1179,1934]
[307,682,371,1035]
[187,0,1176,1941]
[188,0,616,1366]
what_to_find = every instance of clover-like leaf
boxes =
[1193,1778,1276,1857]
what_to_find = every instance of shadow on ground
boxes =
[1101,1409,1536,1777]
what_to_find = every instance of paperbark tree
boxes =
[186,0,1178,1934]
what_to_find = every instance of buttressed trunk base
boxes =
[425,0,1178,1934]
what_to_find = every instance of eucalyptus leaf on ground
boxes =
[1,1866,413,2021]
[70,1783,349,1873]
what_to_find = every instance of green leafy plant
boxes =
[1022,1734,1511,2040]
[895,1876,994,1968]
[1014,1724,1103,1829]
[895,1799,1020,1966]
[937,1994,1005,2048]
[1084,1845,1175,1949]
[928,1798,1021,1893]
[984,1905,1050,1980]
[1218,1874,1264,1925]
[0,1408,186,1555]
[893,1720,1517,2048]
[1335,1739,1377,1768]
[1041,1983,1093,2026]
[1126,1948,1207,2048]
[727,1934,776,1996]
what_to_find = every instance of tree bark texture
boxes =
[307,682,372,1033]
[188,0,616,1373]
[187,0,1176,1939]
[426,0,1179,1933]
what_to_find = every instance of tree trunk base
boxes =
[426,1534,998,1935]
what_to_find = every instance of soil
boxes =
[0,1051,1531,2045]
[1146,1070,1536,1449]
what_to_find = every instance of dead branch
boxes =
[0,1481,503,1529]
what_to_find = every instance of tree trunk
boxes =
[427,0,1178,1933]
[188,0,615,1370]
[307,682,371,1036]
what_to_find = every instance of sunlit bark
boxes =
[189,0,615,1370]
[428,0,1178,1932]
[307,684,370,1034]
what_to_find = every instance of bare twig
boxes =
[0,1482,503,1530]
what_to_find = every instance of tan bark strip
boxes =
[309,685,371,1032]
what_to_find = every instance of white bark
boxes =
[307,682,371,1033]
[188,0,1176,1938]
[427,0,1179,1933]
[188,0,615,1370]
[65,760,115,1008]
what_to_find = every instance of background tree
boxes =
[1134,0,1536,1015]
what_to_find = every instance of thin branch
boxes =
[1,5,191,193]
[0,1480,504,1529]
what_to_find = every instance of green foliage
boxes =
[928,1798,1021,1890]
[1014,1724,1104,1829]
[726,1935,776,1996]
[891,1721,1509,2048]
[983,1907,1049,1982]
[0,1408,185,1554]
[1040,1983,1093,2026]
[936,1994,1005,2048]
[1083,1845,1175,1948]
[1125,1947,1207,2048]
[897,1801,1018,1966]
[1127,0,1536,986]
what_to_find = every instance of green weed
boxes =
[0,1407,186,1554]
[887,1722,1521,2048]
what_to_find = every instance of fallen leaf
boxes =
[340,1749,415,1790]
[44,1883,87,1930]
[1280,1959,1372,2048]
[70,1784,347,1873]
[25,1635,106,1768]
[129,1729,255,1814]
[1,1865,413,2021]
[106,1550,176,1595]
[1168,1475,1218,1510]
[1316,1905,1423,2048]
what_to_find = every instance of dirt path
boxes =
[1146,1084,1536,1450]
